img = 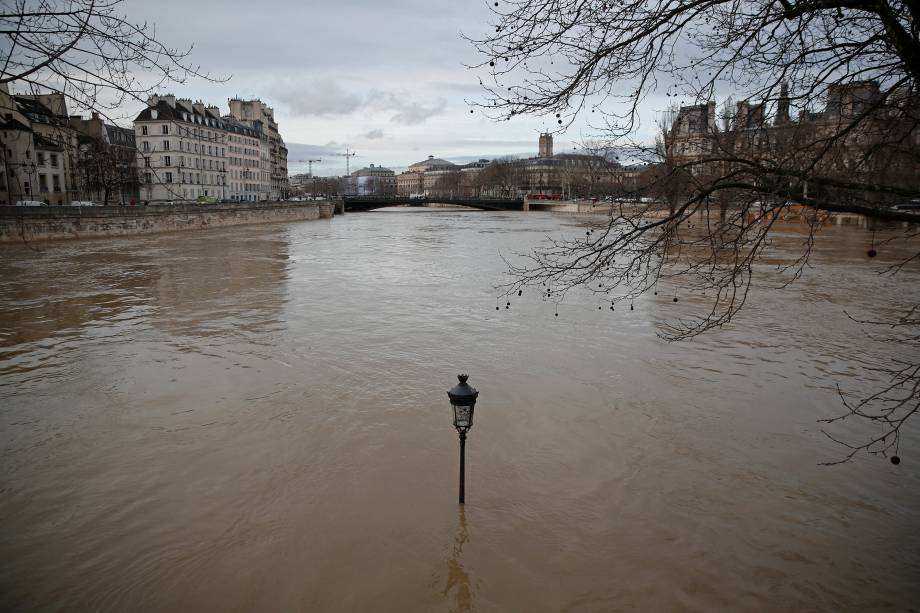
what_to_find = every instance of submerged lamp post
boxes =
[447,374,479,504]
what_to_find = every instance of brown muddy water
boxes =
[0,210,918,612]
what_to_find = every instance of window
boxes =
[50,154,58,168]
[163,140,170,151]
[165,172,173,183]
[164,156,171,166]
[180,156,185,166]
[144,157,150,167]
[162,124,169,135]
[52,175,60,191]
[143,141,149,152]
[145,172,152,184]
[141,125,148,136]
[37,152,46,165]
[39,174,48,192]
[208,145,212,155]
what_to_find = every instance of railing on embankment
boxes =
[0,201,334,243]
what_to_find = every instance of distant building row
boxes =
[336,133,639,200]
[663,81,920,203]
[0,84,289,205]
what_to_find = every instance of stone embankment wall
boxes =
[0,201,334,243]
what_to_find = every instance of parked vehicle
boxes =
[15,200,44,207]
[891,201,920,213]
[70,201,98,207]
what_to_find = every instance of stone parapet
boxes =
[0,201,334,243]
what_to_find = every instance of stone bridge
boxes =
[341,196,524,212]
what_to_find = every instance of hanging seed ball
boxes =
[654,291,658,295]
[892,455,901,465]
[496,306,499,310]
[598,306,602,310]
[506,305,509,309]
[494,1,498,5]
[556,113,560,118]
[490,61,495,67]
[673,297,679,303]
[868,248,877,258]
[506,301,510,306]
[555,312,559,317]
[558,119,562,124]
[630,304,634,311]
[518,289,522,296]
[470,109,474,113]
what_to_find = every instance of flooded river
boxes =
[0,210,918,611]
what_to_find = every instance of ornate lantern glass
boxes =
[447,374,478,431]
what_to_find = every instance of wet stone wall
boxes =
[0,201,334,243]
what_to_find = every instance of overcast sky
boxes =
[122,0,665,175]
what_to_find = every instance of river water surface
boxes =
[1,210,918,612]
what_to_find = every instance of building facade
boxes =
[133,95,229,203]
[0,85,80,205]
[227,99,288,200]
[70,112,139,205]
[661,81,920,204]
[346,164,397,195]
[223,115,269,201]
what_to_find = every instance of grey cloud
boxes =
[367,90,448,125]
[273,79,364,117]
[391,100,448,125]
[272,81,447,125]
[364,129,384,140]
[286,142,346,160]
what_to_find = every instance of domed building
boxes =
[346,163,396,196]
[397,155,457,196]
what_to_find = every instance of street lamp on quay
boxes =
[447,374,479,505]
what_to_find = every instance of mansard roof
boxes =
[134,100,226,128]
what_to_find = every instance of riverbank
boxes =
[0,201,334,243]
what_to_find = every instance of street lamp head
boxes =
[448,374,479,432]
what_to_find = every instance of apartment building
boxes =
[227,98,288,200]
[0,85,79,205]
[133,95,228,203]
[70,112,139,205]
[223,115,269,201]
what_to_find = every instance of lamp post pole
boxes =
[459,429,467,504]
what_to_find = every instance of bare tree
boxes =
[1,0,223,118]
[78,134,138,204]
[470,0,920,463]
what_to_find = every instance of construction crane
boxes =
[296,159,322,197]
[297,158,322,178]
[331,146,358,175]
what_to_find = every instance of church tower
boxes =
[538,132,554,158]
